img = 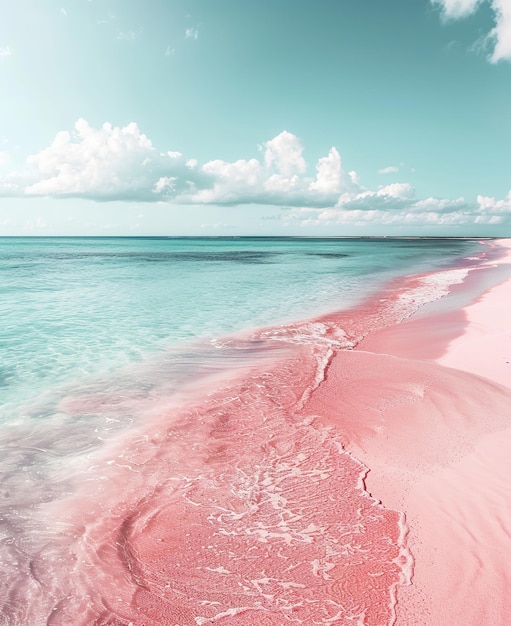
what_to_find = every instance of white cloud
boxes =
[153,176,177,194]
[433,0,483,19]
[0,46,12,58]
[378,165,399,174]
[377,183,415,199]
[0,152,9,167]
[1,120,510,228]
[185,27,199,40]
[309,148,343,195]
[60,7,67,16]
[432,0,511,62]
[23,119,194,201]
[193,157,264,204]
[488,0,511,61]
[477,190,511,213]
[348,171,360,186]
[283,186,510,227]
[165,46,175,57]
[1,125,351,207]
[263,131,306,177]
[188,131,356,207]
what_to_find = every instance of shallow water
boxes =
[0,236,482,412]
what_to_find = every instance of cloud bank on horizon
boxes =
[0,119,509,228]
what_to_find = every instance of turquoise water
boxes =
[1,237,481,417]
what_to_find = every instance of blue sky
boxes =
[0,0,510,236]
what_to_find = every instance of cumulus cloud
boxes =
[188,132,356,207]
[0,122,355,208]
[432,0,511,62]
[0,46,12,58]
[263,131,306,177]
[23,119,205,201]
[309,148,343,195]
[26,119,154,198]
[1,119,510,227]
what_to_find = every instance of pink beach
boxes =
[3,240,511,626]
[4,3,511,621]
[98,239,510,624]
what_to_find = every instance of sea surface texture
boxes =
[0,237,487,625]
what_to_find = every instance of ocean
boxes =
[0,237,491,625]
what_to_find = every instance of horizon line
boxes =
[0,235,502,240]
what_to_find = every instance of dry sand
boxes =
[345,239,511,625]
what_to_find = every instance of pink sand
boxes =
[338,238,511,625]
[439,240,511,387]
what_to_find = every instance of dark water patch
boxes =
[305,252,351,259]
[3,250,283,265]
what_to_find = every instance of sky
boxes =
[0,0,510,236]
